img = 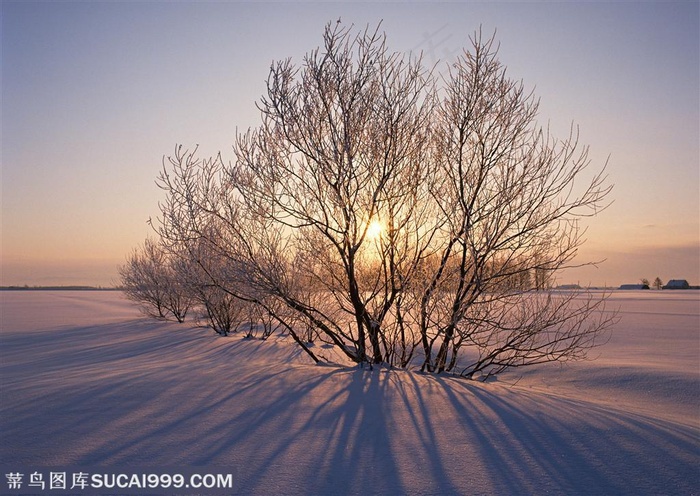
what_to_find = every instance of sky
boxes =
[2,1,698,287]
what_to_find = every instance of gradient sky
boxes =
[2,1,698,287]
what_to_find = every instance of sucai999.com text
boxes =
[5,471,234,492]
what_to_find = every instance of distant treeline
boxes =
[0,286,120,291]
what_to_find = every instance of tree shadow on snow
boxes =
[3,324,698,495]
[432,375,699,495]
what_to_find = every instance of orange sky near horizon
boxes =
[2,1,698,287]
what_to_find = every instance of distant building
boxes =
[619,284,649,290]
[662,279,690,290]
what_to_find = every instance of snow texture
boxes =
[1,290,698,495]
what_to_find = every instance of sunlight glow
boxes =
[366,219,383,240]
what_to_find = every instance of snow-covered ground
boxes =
[1,290,698,495]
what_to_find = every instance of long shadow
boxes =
[181,367,410,495]
[3,317,698,495]
[438,375,700,495]
[255,368,398,494]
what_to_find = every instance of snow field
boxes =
[1,290,698,495]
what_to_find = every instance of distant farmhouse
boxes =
[662,279,691,290]
[618,279,697,290]
[619,283,649,290]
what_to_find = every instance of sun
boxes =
[366,219,383,240]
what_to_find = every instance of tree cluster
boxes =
[641,277,664,290]
[120,23,616,379]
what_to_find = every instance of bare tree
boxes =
[153,145,321,361]
[173,240,245,336]
[144,22,615,378]
[231,22,441,365]
[653,277,663,290]
[119,238,191,322]
[413,31,616,374]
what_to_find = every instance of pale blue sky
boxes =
[2,1,698,286]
